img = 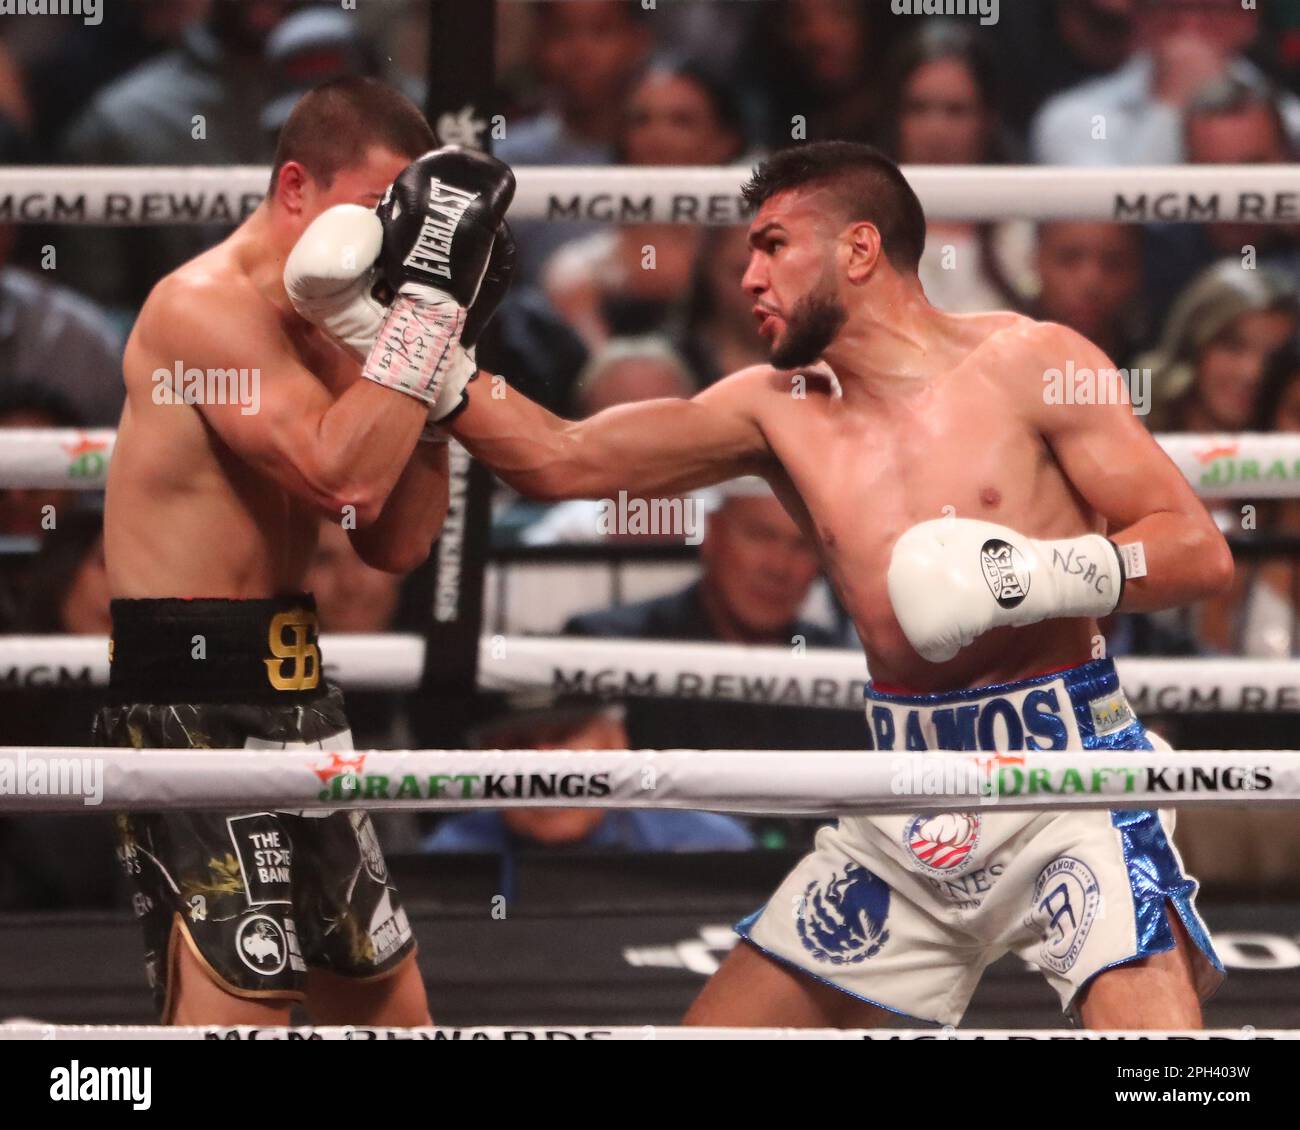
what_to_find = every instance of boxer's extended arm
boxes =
[449,365,772,497]
[1034,327,1234,610]
[144,273,429,527]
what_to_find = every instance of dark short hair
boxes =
[268,76,436,193]
[741,141,927,273]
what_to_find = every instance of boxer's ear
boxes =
[843,221,883,284]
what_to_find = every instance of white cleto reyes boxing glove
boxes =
[887,517,1131,663]
[284,204,388,361]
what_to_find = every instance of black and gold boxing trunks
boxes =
[92,595,415,1018]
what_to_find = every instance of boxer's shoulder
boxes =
[133,257,284,368]
[969,311,1109,367]
[708,362,840,402]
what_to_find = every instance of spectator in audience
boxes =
[260,5,377,141]
[1172,352,1300,877]
[674,225,769,387]
[1030,0,1300,165]
[1222,345,1300,659]
[750,0,886,148]
[498,1,652,282]
[879,23,1031,314]
[511,337,698,547]
[994,0,1138,144]
[1030,222,1147,362]
[1141,261,1298,434]
[1138,264,1298,656]
[0,206,124,426]
[0,387,88,543]
[423,697,755,872]
[570,335,699,417]
[15,508,110,636]
[1144,78,1300,330]
[56,0,298,317]
[0,511,121,910]
[564,481,864,746]
[14,0,209,150]
[498,0,651,166]
[543,59,747,351]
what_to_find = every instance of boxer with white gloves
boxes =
[888,518,1131,663]
[443,140,1235,1032]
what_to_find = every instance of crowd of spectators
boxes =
[3,0,1300,904]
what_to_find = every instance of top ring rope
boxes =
[1,430,1296,499]
[0,164,1297,225]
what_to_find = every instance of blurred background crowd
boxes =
[1,0,1299,910]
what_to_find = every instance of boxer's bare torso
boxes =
[107,221,356,598]
[742,312,1101,690]
[454,304,1211,692]
[106,144,436,600]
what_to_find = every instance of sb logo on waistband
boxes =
[264,609,320,691]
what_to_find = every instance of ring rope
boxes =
[1,430,1291,499]
[0,164,1297,225]
[0,747,1293,814]
[0,1023,1291,1041]
[2,634,1298,714]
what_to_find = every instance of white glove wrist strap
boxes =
[362,295,465,405]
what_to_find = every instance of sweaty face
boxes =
[300,146,415,224]
[744,192,849,369]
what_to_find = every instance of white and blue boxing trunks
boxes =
[736,657,1223,1025]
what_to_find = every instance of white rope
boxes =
[0,746,1294,814]
[1,164,1298,225]
[2,430,1295,500]
[0,1022,1290,1041]
[2,633,1297,714]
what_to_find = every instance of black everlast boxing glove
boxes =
[419,221,516,440]
[362,146,515,406]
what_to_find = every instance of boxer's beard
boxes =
[769,267,847,370]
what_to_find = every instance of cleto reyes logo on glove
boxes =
[979,539,1030,608]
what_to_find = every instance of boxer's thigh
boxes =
[732,818,984,1026]
[1001,804,1221,1023]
